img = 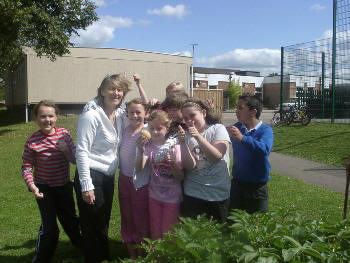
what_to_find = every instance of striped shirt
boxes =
[22,127,75,187]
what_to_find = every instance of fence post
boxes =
[280,47,284,118]
[321,52,325,119]
[331,0,337,122]
[344,160,350,219]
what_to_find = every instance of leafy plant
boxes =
[223,79,242,109]
[122,209,350,263]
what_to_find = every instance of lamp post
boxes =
[190,43,198,97]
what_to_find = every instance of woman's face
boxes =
[181,106,206,130]
[127,103,147,128]
[102,85,124,108]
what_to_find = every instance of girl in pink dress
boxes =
[135,110,184,240]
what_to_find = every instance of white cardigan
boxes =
[76,99,127,192]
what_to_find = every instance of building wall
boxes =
[15,47,192,106]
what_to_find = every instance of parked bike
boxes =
[272,105,312,126]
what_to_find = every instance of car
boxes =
[280,97,298,111]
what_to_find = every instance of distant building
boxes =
[6,47,192,120]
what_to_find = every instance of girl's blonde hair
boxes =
[166,81,185,95]
[148,110,172,129]
[96,74,131,107]
[181,98,221,125]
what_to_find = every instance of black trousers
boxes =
[181,194,230,223]
[74,169,115,263]
[229,180,268,215]
[33,182,82,263]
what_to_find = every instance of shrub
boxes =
[122,209,350,262]
[223,80,242,109]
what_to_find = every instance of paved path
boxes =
[269,152,347,193]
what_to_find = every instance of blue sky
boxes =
[71,0,333,76]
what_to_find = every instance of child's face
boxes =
[127,103,147,128]
[236,99,255,123]
[36,106,57,135]
[167,107,183,122]
[166,86,181,97]
[182,106,206,130]
[149,119,168,143]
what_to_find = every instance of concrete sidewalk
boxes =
[269,152,347,193]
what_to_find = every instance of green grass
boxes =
[0,111,347,262]
[273,122,350,167]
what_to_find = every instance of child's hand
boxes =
[166,149,176,168]
[136,134,149,151]
[228,125,243,141]
[177,125,186,143]
[133,73,141,85]
[57,140,68,152]
[187,121,200,139]
[29,184,44,199]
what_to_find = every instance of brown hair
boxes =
[181,98,221,125]
[238,94,263,119]
[148,110,172,129]
[96,74,131,107]
[161,90,189,110]
[126,98,150,113]
[33,100,59,119]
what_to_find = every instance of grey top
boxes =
[183,123,231,201]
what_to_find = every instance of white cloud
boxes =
[197,48,280,76]
[310,4,326,11]
[322,29,332,39]
[71,15,133,47]
[172,50,192,57]
[147,4,187,19]
[92,0,105,7]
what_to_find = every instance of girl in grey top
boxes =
[178,98,231,223]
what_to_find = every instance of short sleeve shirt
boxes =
[183,123,231,201]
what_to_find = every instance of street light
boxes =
[190,43,198,97]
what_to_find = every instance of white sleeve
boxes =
[76,111,98,192]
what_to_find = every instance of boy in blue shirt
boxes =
[228,94,274,214]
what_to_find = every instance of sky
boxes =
[71,0,333,76]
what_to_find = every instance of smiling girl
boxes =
[135,110,184,240]
[118,98,150,259]
[22,100,82,263]
[178,98,231,223]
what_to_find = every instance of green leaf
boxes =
[282,248,300,261]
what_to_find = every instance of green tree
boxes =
[223,79,242,109]
[0,0,98,89]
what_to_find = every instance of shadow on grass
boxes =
[0,129,14,136]
[273,131,350,152]
[0,109,26,127]
[0,239,129,263]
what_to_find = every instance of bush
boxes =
[122,209,350,262]
[223,80,242,109]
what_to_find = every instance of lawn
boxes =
[273,122,350,167]
[0,112,347,262]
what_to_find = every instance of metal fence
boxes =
[281,0,350,120]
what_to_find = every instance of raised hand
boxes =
[177,125,186,143]
[133,73,141,85]
[187,120,200,139]
[228,125,243,141]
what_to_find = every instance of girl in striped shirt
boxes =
[22,100,82,263]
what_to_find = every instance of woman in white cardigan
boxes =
[74,74,130,263]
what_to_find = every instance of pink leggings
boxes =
[118,175,149,244]
[149,197,180,240]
